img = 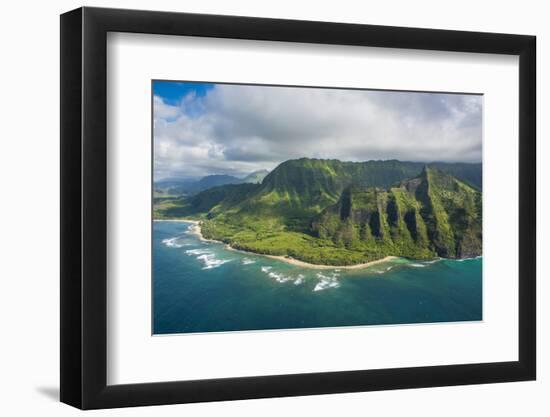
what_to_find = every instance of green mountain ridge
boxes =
[312,167,482,259]
[242,169,270,184]
[154,158,482,265]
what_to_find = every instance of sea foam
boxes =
[196,253,231,270]
[242,258,256,265]
[268,271,293,283]
[260,266,305,285]
[294,274,305,285]
[458,255,483,262]
[162,237,188,248]
[374,265,394,275]
[185,248,211,256]
[313,272,340,292]
[184,248,231,269]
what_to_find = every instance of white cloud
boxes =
[153,85,482,179]
[153,96,180,121]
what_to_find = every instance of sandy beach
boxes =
[154,218,213,242]
[158,218,400,270]
[154,219,197,223]
[179,219,222,244]
[263,254,399,270]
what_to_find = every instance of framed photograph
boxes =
[60,7,536,409]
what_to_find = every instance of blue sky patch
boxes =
[153,80,214,105]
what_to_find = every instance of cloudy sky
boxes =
[153,81,482,180]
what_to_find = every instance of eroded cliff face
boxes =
[312,167,482,259]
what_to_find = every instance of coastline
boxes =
[154,218,197,223]
[263,254,399,270]
[182,219,221,244]
[157,218,400,270]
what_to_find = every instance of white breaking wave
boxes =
[294,274,305,285]
[313,272,340,292]
[423,258,440,264]
[260,266,305,285]
[196,253,232,270]
[162,237,188,248]
[409,263,426,268]
[241,258,256,265]
[374,265,394,275]
[268,271,293,283]
[184,248,231,269]
[456,255,482,262]
[185,248,211,256]
[184,224,200,235]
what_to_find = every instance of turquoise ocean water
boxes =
[153,221,482,334]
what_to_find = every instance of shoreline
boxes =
[154,218,199,223]
[157,218,400,270]
[263,254,399,270]
[223,243,397,270]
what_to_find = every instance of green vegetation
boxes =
[155,158,482,265]
[312,167,482,259]
[241,169,270,184]
[153,183,260,219]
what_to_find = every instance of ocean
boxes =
[153,221,482,334]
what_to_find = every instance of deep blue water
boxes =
[153,221,482,334]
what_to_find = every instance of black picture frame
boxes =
[60,6,536,410]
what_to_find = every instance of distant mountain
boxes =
[155,177,195,184]
[241,169,270,184]
[196,174,241,189]
[153,178,197,197]
[154,183,259,219]
[154,158,482,265]
[154,170,271,197]
[154,174,241,196]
